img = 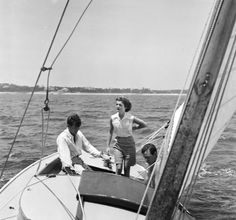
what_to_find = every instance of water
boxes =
[0,92,236,219]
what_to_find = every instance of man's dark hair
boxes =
[141,143,157,155]
[116,96,132,112]
[67,113,81,127]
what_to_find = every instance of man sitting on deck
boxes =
[57,113,110,174]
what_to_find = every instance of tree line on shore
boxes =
[0,83,186,94]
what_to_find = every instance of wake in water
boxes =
[199,163,236,178]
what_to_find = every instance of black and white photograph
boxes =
[0,0,236,219]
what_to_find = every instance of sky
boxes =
[0,0,215,90]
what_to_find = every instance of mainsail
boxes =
[146,1,236,219]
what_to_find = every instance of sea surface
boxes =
[0,92,236,219]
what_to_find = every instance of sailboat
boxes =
[1,0,236,219]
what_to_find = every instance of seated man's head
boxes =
[67,113,81,136]
[141,143,157,165]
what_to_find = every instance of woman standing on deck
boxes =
[106,96,147,177]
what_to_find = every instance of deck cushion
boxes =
[79,171,154,215]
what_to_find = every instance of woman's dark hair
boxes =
[116,96,132,112]
[67,113,81,127]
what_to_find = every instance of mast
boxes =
[146,1,236,219]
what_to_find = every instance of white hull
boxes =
[0,151,147,220]
[0,151,194,220]
[0,153,59,219]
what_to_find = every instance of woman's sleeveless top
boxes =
[111,112,134,137]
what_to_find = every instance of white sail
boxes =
[154,8,236,200]
[147,2,236,219]
[181,22,236,194]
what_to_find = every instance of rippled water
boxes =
[0,92,236,219]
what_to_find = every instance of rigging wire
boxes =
[27,0,95,217]
[135,160,159,220]
[178,19,236,218]
[0,215,17,220]
[37,0,95,172]
[156,0,222,218]
[1,0,228,219]
[135,1,221,218]
[132,121,170,181]
[134,0,219,213]
[34,176,76,220]
[0,170,79,219]
[49,0,94,68]
[41,0,94,121]
[134,122,171,218]
[136,122,168,153]
[164,0,218,166]
[174,1,236,218]
[0,0,70,181]
[0,176,49,212]
[35,108,51,175]
[63,171,87,220]
[5,0,96,218]
[175,12,223,220]
[172,0,224,216]
[0,0,94,181]
[166,0,219,163]
[41,0,94,113]
[0,172,78,219]
[17,0,94,217]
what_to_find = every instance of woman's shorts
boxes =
[113,136,136,166]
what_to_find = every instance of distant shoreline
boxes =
[0,83,187,95]
[0,91,186,96]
